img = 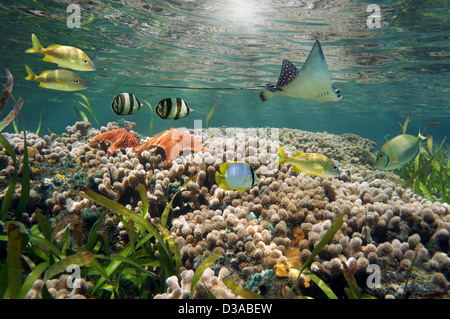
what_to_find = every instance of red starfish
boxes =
[88,128,141,155]
[135,128,210,165]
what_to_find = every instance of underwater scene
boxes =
[0,0,449,302]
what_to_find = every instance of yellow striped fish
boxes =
[278,146,340,178]
[25,65,87,91]
[25,34,95,71]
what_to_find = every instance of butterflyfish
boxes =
[260,40,343,102]
[25,34,95,71]
[155,98,192,120]
[375,133,426,171]
[25,65,87,91]
[278,146,340,178]
[215,162,260,193]
[111,93,142,115]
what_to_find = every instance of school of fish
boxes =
[23,34,435,193]
[25,34,94,91]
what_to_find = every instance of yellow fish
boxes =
[278,146,340,178]
[25,34,95,71]
[25,65,87,91]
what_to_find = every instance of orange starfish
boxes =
[135,128,210,165]
[88,128,141,155]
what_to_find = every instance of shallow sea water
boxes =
[0,0,449,300]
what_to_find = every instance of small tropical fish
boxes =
[260,40,343,102]
[375,133,426,170]
[155,98,192,120]
[375,114,439,171]
[111,93,142,115]
[25,65,87,91]
[278,146,340,178]
[25,34,95,71]
[215,161,260,193]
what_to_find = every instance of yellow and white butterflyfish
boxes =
[260,40,343,103]
[25,65,87,91]
[25,34,95,71]
[278,146,340,178]
[215,161,260,193]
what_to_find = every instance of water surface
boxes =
[0,0,448,147]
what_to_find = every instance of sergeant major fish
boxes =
[278,146,340,178]
[111,93,142,115]
[25,65,87,91]
[155,98,192,120]
[260,40,343,102]
[215,162,260,193]
[25,34,96,71]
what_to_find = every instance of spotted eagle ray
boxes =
[260,40,343,102]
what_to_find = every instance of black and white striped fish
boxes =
[111,93,142,115]
[155,98,192,120]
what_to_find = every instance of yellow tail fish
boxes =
[25,65,87,91]
[278,146,340,178]
[25,34,95,71]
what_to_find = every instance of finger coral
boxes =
[26,275,94,299]
[1,123,449,300]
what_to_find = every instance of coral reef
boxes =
[0,123,448,299]
[154,267,239,299]
[25,274,94,299]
